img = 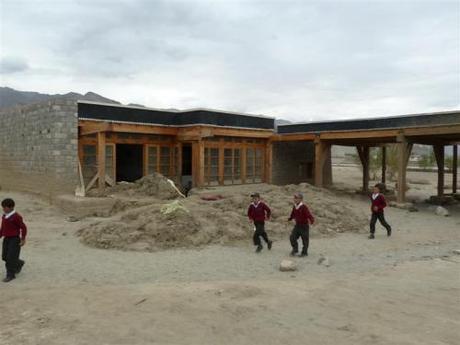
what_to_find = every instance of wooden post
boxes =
[264,141,273,184]
[218,145,224,185]
[314,137,326,187]
[192,140,205,187]
[176,142,182,183]
[434,144,445,197]
[453,145,458,194]
[97,131,106,191]
[356,145,370,192]
[381,146,386,184]
[241,147,247,184]
[396,135,412,203]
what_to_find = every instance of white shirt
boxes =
[4,210,16,219]
[371,193,379,200]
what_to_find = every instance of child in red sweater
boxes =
[247,192,272,253]
[0,198,27,282]
[288,192,314,257]
[369,184,392,239]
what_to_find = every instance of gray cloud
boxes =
[0,56,29,74]
[1,0,458,121]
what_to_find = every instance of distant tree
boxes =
[418,149,436,170]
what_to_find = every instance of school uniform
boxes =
[288,202,314,255]
[247,201,272,248]
[370,193,392,236]
[1,211,27,279]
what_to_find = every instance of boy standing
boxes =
[0,198,27,282]
[288,193,314,257]
[369,184,392,239]
[247,192,272,253]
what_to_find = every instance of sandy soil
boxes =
[1,170,459,345]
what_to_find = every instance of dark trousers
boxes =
[290,224,309,254]
[370,212,391,234]
[253,221,270,247]
[2,236,22,278]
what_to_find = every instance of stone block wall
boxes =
[0,99,78,196]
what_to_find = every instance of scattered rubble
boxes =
[279,260,297,272]
[435,206,449,217]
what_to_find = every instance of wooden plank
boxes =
[434,144,445,197]
[79,120,179,136]
[218,142,224,185]
[97,132,106,191]
[241,147,247,184]
[270,133,316,142]
[85,174,99,192]
[176,142,183,182]
[453,145,458,194]
[314,137,328,187]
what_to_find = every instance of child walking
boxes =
[288,193,314,257]
[247,192,272,253]
[369,184,392,239]
[1,198,27,282]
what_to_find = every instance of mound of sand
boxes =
[88,173,182,199]
[78,183,369,251]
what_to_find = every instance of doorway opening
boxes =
[116,144,143,182]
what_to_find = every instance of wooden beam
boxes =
[270,133,316,142]
[381,146,386,184]
[97,132,106,191]
[453,145,458,194]
[434,144,445,197]
[79,120,179,136]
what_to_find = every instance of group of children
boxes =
[247,183,392,254]
[0,184,391,282]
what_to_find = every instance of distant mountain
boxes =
[0,87,120,110]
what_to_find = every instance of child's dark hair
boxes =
[374,183,385,191]
[1,198,15,208]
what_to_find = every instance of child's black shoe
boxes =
[255,245,263,253]
[387,229,392,237]
[369,234,375,239]
[300,251,308,257]
[290,250,298,257]
[267,241,273,250]
[3,276,15,283]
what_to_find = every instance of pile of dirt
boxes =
[88,173,182,199]
[78,183,369,252]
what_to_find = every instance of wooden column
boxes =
[264,141,273,184]
[97,131,106,191]
[356,145,370,192]
[453,145,458,194]
[396,135,412,203]
[381,146,386,184]
[241,147,247,184]
[192,140,205,187]
[314,137,328,187]
[176,142,182,183]
[218,145,224,185]
[434,144,445,197]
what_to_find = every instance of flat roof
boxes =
[277,110,460,134]
[78,101,275,130]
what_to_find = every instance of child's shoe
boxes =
[3,276,15,283]
[267,241,273,250]
[16,260,25,274]
[387,228,392,237]
[368,234,375,239]
[255,245,263,253]
[290,250,298,257]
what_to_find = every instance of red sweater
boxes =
[247,202,271,222]
[289,203,315,225]
[370,193,387,213]
[0,212,27,240]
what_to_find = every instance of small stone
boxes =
[62,232,67,236]
[317,256,330,267]
[452,250,460,255]
[435,206,449,217]
[67,216,79,222]
[280,260,297,272]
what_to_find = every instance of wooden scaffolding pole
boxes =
[433,144,445,197]
[264,142,273,184]
[453,145,458,194]
[97,131,106,191]
[356,145,370,192]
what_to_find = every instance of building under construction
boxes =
[0,99,458,203]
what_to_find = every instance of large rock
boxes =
[435,206,449,217]
[279,260,297,272]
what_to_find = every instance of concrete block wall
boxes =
[272,141,315,185]
[0,99,78,196]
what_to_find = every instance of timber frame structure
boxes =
[78,101,459,203]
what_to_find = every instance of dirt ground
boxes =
[1,167,459,345]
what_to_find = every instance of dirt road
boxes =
[0,191,459,345]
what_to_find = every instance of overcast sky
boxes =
[0,0,459,122]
